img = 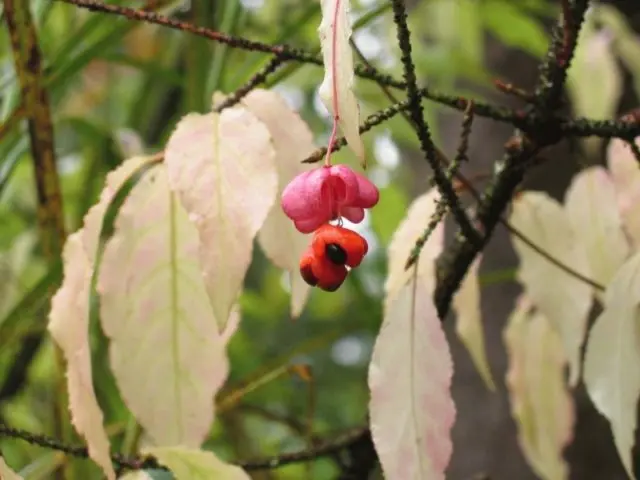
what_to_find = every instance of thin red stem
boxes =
[323,0,342,167]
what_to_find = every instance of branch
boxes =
[434,0,593,318]
[56,0,404,89]
[388,0,481,246]
[4,0,66,257]
[0,422,368,473]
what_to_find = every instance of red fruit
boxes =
[311,224,368,268]
[299,246,348,292]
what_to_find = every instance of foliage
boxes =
[1,1,640,480]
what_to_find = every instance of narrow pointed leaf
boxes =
[0,456,24,480]
[385,188,444,303]
[165,108,277,330]
[369,186,454,480]
[318,0,365,165]
[48,233,116,480]
[98,165,231,447]
[453,256,496,391]
[242,89,315,318]
[45,157,151,480]
[584,252,640,479]
[504,297,574,480]
[607,138,640,248]
[567,18,622,121]
[369,276,455,480]
[509,192,592,385]
[564,167,629,292]
[144,447,250,480]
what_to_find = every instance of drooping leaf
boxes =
[45,157,153,480]
[584,252,640,479]
[165,108,277,330]
[369,275,455,480]
[143,447,250,480]
[318,0,365,166]
[567,16,622,121]
[564,167,629,293]
[509,192,592,385]
[453,256,496,391]
[566,15,622,155]
[504,297,574,480]
[0,455,24,480]
[593,4,640,102]
[242,89,315,318]
[607,138,640,249]
[369,186,454,480]
[385,187,444,303]
[98,165,232,447]
[48,233,116,480]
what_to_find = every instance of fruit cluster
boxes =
[281,165,379,291]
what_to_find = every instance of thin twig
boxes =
[56,0,404,89]
[0,422,368,473]
[388,0,482,247]
[213,55,287,112]
[434,0,592,317]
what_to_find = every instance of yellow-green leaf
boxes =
[504,297,574,480]
[509,192,592,386]
[584,252,640,480]
[144,447,249,480]
[453,256,496,391]
[564,167,629,294]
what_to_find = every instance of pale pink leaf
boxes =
[564,166,629,293]
[509,192,592,385]
[452,256,496,391]
[165,109,277,330]
[98,165,232,447]
[48,233,116,480]
[607,138,640,248]
[242,89,316,318]
[584,252,640,479]
[370,186,454,479]
[82,156,157,263]
[385,188,444,303]
[318,0,365,165]
[47,156,158,480]
[143,447,250,480]
[0,456,23,480]
[369,276,455,480]
[504,297,575,480]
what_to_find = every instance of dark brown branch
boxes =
[388,0,481,247]
[55,0,404,89]
[434,0,593,318]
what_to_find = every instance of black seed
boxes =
[326,243,347,265]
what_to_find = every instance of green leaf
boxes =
[143,447,250,480]
[482,1,549,57]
